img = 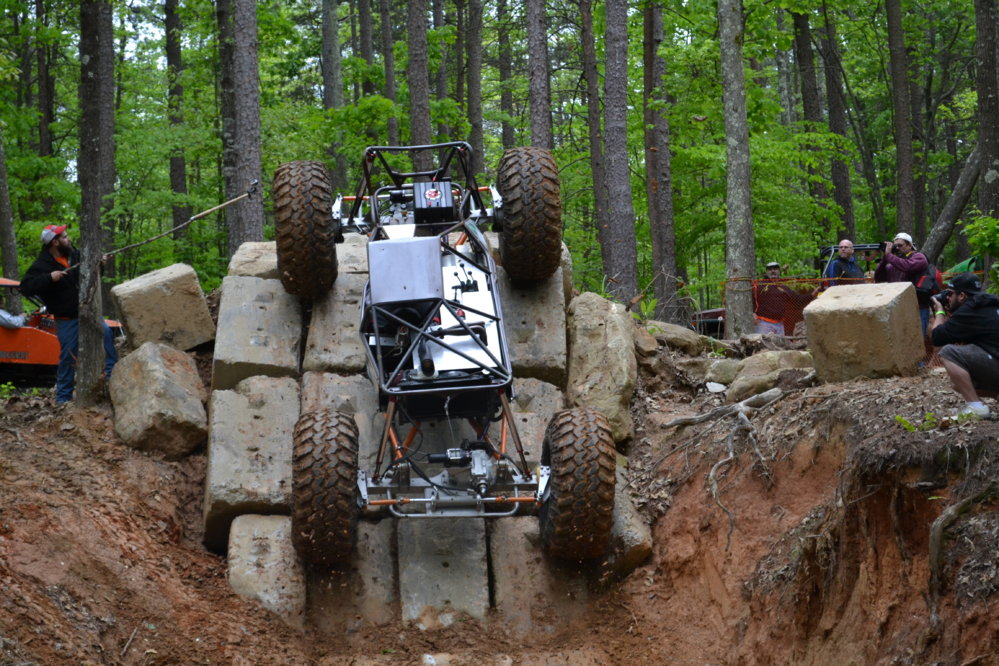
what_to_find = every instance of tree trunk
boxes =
[885,0,915,234]
[820,1,854,239]
[643,4,680,324]
[217,0,265,259]
[433,0,449,139]
[775,11,796,127]
[0,128,19,314]
[496,0,515,150]
[922,144,981,264]
[792,12,828,209]
[526,0,552,150]
[602,0,638,302]
[322,0,349,191]
[78,0,116,405]
[379,0,398,145]
[407,0,433,170]
[581,0,610,273]
[974,0,999,222]
[165,0,192,251]
[466,0,483,175]
[358,0,374,96]
[718,0,756,338]
[36,0,54,217]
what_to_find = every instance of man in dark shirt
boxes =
[823,239,866,284]
[929,273,999,418]
[20,225,117,403]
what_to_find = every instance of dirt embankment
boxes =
[2,353,998,664]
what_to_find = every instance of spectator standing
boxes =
[874,232,930,333]
[19,225,117,403]
[753,261,793,335]
[929,273,999,418]
[823,240,866,284]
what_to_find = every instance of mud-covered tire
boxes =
[496,147,562,284]
[539,407,616,561]
[273,160,338,300]
[291,408,359,569]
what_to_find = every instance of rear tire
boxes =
[539,407,616,561]
[291,408,359,569]
[273,160,338,300]
[496,147,562,284]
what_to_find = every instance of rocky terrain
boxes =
[2,339,998,664]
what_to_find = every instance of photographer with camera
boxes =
[928,273,999,418]
[875,232,930,332]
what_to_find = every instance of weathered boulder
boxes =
[496,265,568,387]
[203,375,299,552]
[607,458,653,579]
[227,515,305,627]
[110,263,215,351]
[727,350,813,402]
[633,324,660,357]
[645,320,704,356]
[212,276,302,391]
[302,272,368,375]
[804,282,922,382]
[109,341,207,460]
[567,292,636,442]
[227,241,279,279]
[705,358,742,385]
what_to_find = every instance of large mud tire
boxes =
[496,147,562,284]
[539,407,616,561]
[273,160,338,300]
[291,409,359,569]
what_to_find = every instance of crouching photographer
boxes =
[928,273,999,418]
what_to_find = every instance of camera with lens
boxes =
[937,288,954,311]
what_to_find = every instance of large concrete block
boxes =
[302,272,368,375]
[566,292,637,442]
[227,515,305,627]
[804,282,922,382]
[398,519,489,627]
[608,459,652,579]
[212,276,302,391]
[301,371,381,468]
[203,376,300,552]
[109,342,207,460]
[496,265,567,387]
[337,232,369,273]
[110,263,215,351]
[228,241,279,279]
[490,517,589,634]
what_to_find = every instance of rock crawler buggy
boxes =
[273,142,616,568]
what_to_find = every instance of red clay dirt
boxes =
[2,351,998,664]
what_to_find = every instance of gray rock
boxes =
[111,263,215,351]
[227,515,305,627]
[726,350,813,403]
[302,272,368,375]
[496,265,568,387]
[705,358,741,385]
[227,242,279,279]
[109,342,207,460]
[645,319,703,355]
[607,459,652,579]
[567,293,637,442]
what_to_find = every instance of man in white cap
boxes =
[875,231,930,332]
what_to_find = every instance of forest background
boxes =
[1,0,998,337]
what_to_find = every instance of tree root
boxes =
[927,483,996,627]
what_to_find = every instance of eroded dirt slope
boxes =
[2,353,998,664]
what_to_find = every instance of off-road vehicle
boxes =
[272,142,616,568]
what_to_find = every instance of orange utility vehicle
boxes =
[0,277,120,385]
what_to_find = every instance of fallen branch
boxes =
[661,387,783,430]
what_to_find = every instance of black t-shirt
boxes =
[931,292,999,358]
[829,257,865,281]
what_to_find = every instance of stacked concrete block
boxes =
[496,266,568,387]
[398,519,489,627]
[227,241,279,279]
[109,341,208,460]
[110,263,215,351]
[804,282,922,382]
[212,276,302,391]
[203,376,300,551]
[302,272,368,375]
[227,515,305,627]
[300,371,381,468]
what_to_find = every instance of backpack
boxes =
[914,264,943,303]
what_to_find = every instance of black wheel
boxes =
[273,160,338,300]
[291,408,359,569]
[539,407,616,561]
[495,147,563,284]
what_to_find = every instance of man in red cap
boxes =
[20,224,117,403]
